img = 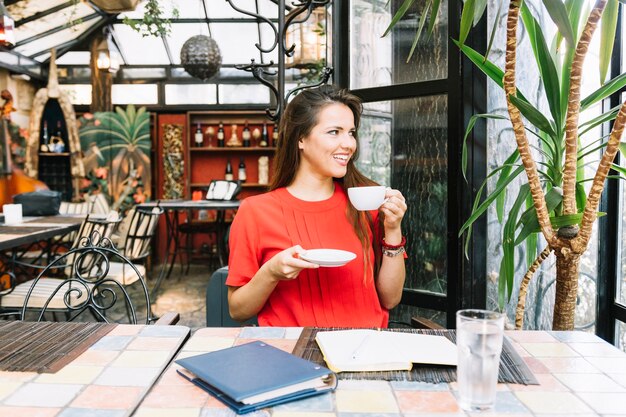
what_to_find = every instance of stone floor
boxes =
[149,262,214,332]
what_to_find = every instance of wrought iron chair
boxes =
[106,207,164,286]
[17,230,155,324]
[0,215,120,320]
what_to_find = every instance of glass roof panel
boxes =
[165,23,207,65]
[257,0,279,17]
[7,0,70,21]
[119,0,181,19]
[14,19,100,58]
[259,24,278,64]
[170,0,206,18]
[206,0,258,19]
[15,4,96,43]
[113,24,170,65]
[210,22,261,65]
[56,51,91,65]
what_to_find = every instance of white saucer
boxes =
[300,249,357,267]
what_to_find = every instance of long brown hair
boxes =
[270,85,382,279]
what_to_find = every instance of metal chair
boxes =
[206,266,257,327]
[0,215,121,320]
[106,207,164,286]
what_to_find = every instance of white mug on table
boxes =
[3,204,23,225]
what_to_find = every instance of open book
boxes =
[176,341,337,414]
[315,329,457,373]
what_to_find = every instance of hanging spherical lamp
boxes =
[180,35,222,81]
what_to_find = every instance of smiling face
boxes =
[297,103,357,181]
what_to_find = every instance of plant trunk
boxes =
[552,249,581,330]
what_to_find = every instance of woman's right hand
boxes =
[262,245,319,281]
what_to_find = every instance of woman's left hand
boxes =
[380,188,407,230]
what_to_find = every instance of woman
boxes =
[226,85,407,327]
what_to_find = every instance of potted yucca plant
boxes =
[388,0,626,330]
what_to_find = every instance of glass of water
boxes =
[456,309,505,411]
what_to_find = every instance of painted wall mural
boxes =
[78,105,151,214]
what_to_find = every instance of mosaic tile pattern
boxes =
[133,329,626,416]
[0,324,190,417]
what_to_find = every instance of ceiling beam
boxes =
[15,1,76,27]
[113,17,279,24]
[15,13,102,47]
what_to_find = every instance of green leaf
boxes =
[515,187,563,245]
[459,165,525,237]
[484,0,503,62]
[542,0,575,46]
[579,104,621,136]
[525,191,538,269]
[611,163,626,177]
[462,113,509,181]
[575,182,587,214]
[459,0,476,45]
[520,4,562,131]
[454,41,530,103]
[427,0,442,35]
[581,71,626,110]
[509,94,557,137]
[382,0,415,37]
[496,150,522,223]
[620,142,626,157]
[600,0,619,84]
[473,0,488,26]
[407,1,431,63]
[500,184,531,305]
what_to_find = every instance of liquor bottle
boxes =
[205,126,215,147]
[260,122,269,147]
[194,123,203,147]
[225,159,234,180]
[194,123,204,147]
[242,121,251,147]
[217,122,225,147]
[55,121,65,152]
[272,122,279,147]
[40,120,49,152]
[238,157,247,182]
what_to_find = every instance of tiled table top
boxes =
[133,328,626,417]
[0,324,190,417]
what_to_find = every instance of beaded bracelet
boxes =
[382,246,406,257]
[382,236,406,249]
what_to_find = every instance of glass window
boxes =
[616,320,626,352]
[121,68,167,79]
[350,0,447,89]
[112,84,158,105]
[219,84,270,104]
[389,95,449,296]
[390,305,447,329]
[56,51,91,66]
[59,84,92,105]
[165,84,217,105]
[356,115,391,186]
[0,52,19,66]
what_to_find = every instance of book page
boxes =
[315,330,457,372]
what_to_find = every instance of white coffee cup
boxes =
[347,186,387,211]
[3,203,23,225]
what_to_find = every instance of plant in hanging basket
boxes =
[122,0,179,37]
[90,0,141,13]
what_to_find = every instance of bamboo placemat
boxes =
[0,321,116,373]
[293,328,539,385]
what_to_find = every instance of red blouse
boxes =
[226,183,388,327]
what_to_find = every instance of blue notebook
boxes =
[176,340,337,414]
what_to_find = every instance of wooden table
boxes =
[133,327,626,416]
[0,322,190,417]
[0,215,84,251]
